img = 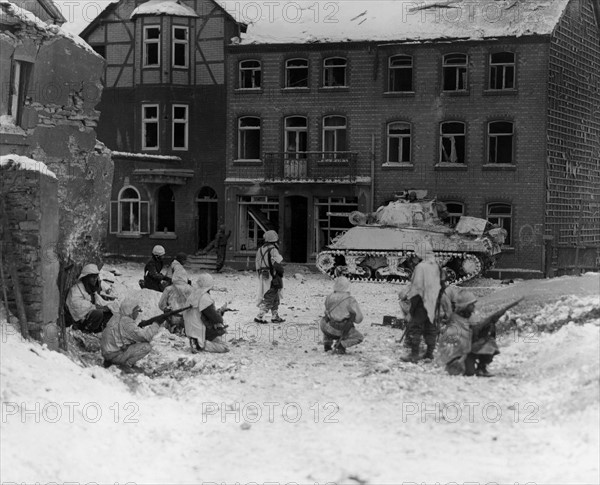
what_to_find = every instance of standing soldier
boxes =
[254,230,285,323]
[402,240,442,363]
[197,224,231,273]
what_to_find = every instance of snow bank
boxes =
[131,0,199,18]
[0,154,57,179]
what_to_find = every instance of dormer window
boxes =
[144,26,161,67]
[172,26,189,68]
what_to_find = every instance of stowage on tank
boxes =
[315,196,507,284]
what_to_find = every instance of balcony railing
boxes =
[262,151,358,182]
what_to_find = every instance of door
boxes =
[284,195,308,263]
[197,187,218,250]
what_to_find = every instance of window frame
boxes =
[284,116,308,156]
[387,54,413,92]
[439,121,466,164]
[486,202,513,246]
[8,60,33,127]
[322,115,348,156]
[322,57,347,87]
[110,186,150,235]
[285,58,309,88]
[237,116,262,160]
[488,52,516,90]
[237,195,279,251]
[143,25,161,68]
[442,201,465,226]
[386,121,412,164]
[154,185,176,234]
[142,104,159,151]
[172,25,189,69]
[239,59,262,89]
[442,53,468,92]
[172,104,189,151]
[314,196,358,252]
[487,120,514,164]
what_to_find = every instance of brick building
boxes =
[80,0,244,257]
[224,0,600,275]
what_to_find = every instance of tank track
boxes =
[316,250,484,284]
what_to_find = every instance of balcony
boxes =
[262,151,358,182]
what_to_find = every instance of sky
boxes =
[54,0,114,34]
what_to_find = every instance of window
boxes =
[487,203,512,246]
[442,53,468,91]
[172,26,189,68]
[323,57,347,87]
[239,60,261,89]
[489,52,515,90]
[322,116,347,156]
[142,104,159,150]
[238,196,279,251]
[488,121,514,164]
[237,116,261,159]
[388,55,413,92]
[440,121,466,163]
[387,122,411,163]
[110,186,149,235]
[143,26,160,67]
[442,201,464,226]
[156,185,175,233]
[8,60,32,127]
[172,104,188,150]
[285,58,308,88]
[314,197,358,251]
[284,116,308,156]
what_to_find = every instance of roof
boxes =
[228,0,573,45]
[130,0,199,18]
[9,0,67,25]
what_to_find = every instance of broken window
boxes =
[238,116,261,159]
[314,196,358,251]
[442,53,468,91]
[239,60,261,89]
[489,52,515,90]
[387,122,411,163]
[388,55,413,92]
[238,196,279,251]
[323,57,347,87]
[110,186,149,235]
[143,26,160,67]
[440,122,466,163]
[142,104,159,150]
[442,201,465,226]
[172,26,189,68]
[322,115,347,157]
[172,104,188,150]
[156,185,175,233]
[9,60,32,127]
[487,203,512,246]
[488,121,514,164]
[285,58,308,88]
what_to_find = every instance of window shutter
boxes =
[110,201,119,234]
[140,201,150,233]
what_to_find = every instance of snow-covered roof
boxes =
[0,154,57,179]
[131,0,199,18]
[221,0,573,45]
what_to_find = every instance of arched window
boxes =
[110,186,149,235]
[488,121,514,164]
[322,115,347,155]
[443,53,468,91]
[239,60,261,89]
[388,55,413,92]
[440,121,466,163]
[284,116,308,156]
[323,57,347,87]
[285,58,308,88]
[387,122,411,163]
[487,203,512,246]
[156,185,175,233]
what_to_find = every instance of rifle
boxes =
[473,298,523,340]
[138,305,192,328]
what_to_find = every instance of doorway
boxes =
[284,195,308,263]
[197,186,218,250]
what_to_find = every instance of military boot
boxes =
[401,342,421,363]
[422,345,435,361]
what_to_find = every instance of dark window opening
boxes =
[156,185,175,233]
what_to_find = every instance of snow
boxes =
[0,114,26,135]
[215,0,572,45]
[0,154,57,179]
[1,265,598,482]
[112,150,182,161]
[131,0,200,18]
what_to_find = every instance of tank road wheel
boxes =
[316,252,335,276]
[461,255,483,278]
[443,267,457,284]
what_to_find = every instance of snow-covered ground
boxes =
[1,265,599,483]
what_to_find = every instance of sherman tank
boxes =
[315,196,506,284]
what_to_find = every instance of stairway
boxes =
[186,253,218,272]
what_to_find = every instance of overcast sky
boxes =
[55,0,113,34]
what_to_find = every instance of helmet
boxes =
[454,291,477,311]
[79,264,100,279]
[175,252,187,263]
[264,230,279,243]
[152,245,165,256]
[333,276,351,293]
[195,273,214,290]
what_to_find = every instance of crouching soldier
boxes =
[320,276,364,355]
[183,274,229,353]
[101,297,161,373]
[66,264,114,333]
[158,272,192,334]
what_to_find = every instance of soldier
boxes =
[66,264,114,333]
[197,224,231,272]
[142,245,171,292]
[254,230,285,323]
